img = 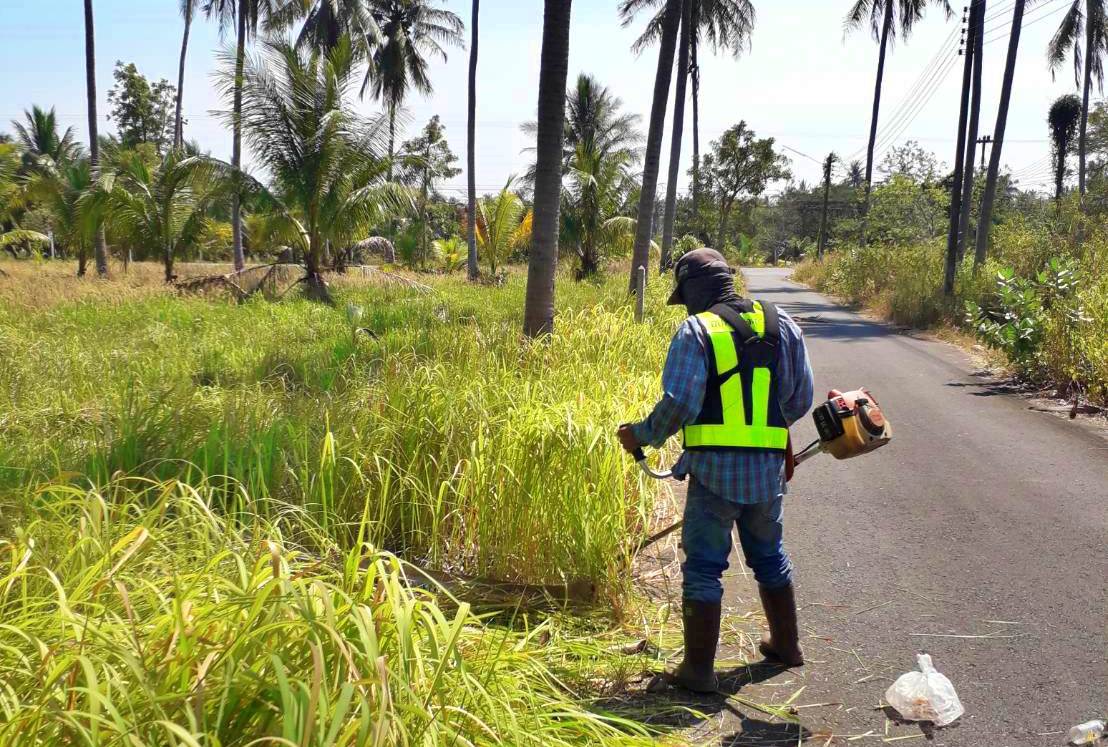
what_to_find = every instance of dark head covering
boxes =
[667,248,740,314]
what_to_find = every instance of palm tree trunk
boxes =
[174,1,193,151]
[862,0,895,244]
[629,0,683,293]
[690,0,701,236]
[387,106,397,182]
[975,0,1026,267]
[466,0,480,280]
[231,0,247,272]
[660,0,692,271]
[84,0,109,277]
[523,0,573,337]
[1079,6,1093,198]
[77,243,88,277]
[164,242,175,283]
[957,0,985,262]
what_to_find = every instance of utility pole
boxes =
[817,152,837,259]
[957,0,985,262]
[975,1,1025,267]
[944,1,978,295]
[977,136,992,170]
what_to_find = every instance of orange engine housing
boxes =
[811,387,892,460]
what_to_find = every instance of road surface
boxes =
[677,268,1107,746]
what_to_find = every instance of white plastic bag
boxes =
[884,654,964,727]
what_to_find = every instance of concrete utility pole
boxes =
[957,0,986,263]
[977,135,993,170]
[975,0,1025,268]
[817,152,837,259]
[944,1,979,296]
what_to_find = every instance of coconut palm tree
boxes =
[84,150,224,282]
[174,0,197,150]
[563,145,639,277]
[466,0,479,280]
[83,0,109,276]
[12,106,82,170]
[1049,93,1082,200]
[846,0,952,234]
[623,0,756,242]
[1047,0,1108,197]
[229,37,408,301]
[203,0,282,272]
[475,179,531,276]
[362,0,464,180]
[622,0,682,293]
[25,159,96,274]
[524,0,573,336]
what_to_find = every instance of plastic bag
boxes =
[885,654,964,727]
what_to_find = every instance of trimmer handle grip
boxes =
[632,446,647,463]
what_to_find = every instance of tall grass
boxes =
[794,223,1107,405]
[0,264,682,600]
[0,477,657,745]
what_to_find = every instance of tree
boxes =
[25,159,96,274]
[362,0,464,180]
[84,0,109,276]
[84,150,220,281]
[555,75,641,277]
[975,0,1026,266]
[623,0,755,236]
[879,140,943,183]
[846,0,952,237]
[817,152,838,258]
[703,121,789,248]
[466,0,479,280]
[621,0,682,293]
[476,180,531,276]
[1047,0,1108,198]
[12,106,82,170]
[658,0,692,270]
[174,0,198,150]
[845,159,866,187]
[1049,94,1082,201]
[524,0,573,337]
[229,37,406,301]
[287,0,379,52]
[204,0,282,273]
[107,62,177,153]
[397,115,461,268]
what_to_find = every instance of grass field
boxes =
[0,259,705,745]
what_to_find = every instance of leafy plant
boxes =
[476,179,532,275]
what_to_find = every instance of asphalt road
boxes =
[703,268,1107,746]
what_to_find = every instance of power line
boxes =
[984,0,1070,45]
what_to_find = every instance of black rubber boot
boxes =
[758,583,805,667]
[672,599,722,693]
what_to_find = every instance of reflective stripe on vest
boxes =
[682,304,789,451]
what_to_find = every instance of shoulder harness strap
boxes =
[708,300,781,347]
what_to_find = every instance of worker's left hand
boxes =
[616,424,641,454]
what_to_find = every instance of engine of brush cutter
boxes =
[810,388,892,460]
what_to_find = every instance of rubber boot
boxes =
[672,599,721,693]
[758,583,805,667]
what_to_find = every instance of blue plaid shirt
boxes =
[630,306,814,504]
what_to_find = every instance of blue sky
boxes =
[0,0,1083,194]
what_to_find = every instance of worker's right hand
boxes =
[617,424,641,454]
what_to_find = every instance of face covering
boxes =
[680,267,740,315]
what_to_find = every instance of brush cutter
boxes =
[629,388,892,551]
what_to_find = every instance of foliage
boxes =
[878,139,945,183]
[621,0,756,57]
[431,234,466,272]
[11,105,82,170]
[107,62,177,154]
[844,0,954,44]
[1048,94,1082,197]
[24,158,96,268]
[700,121,790,248]
[397,115,461,268]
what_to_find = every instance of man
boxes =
[618,248,814,693]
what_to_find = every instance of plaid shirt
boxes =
[630,306,814,504]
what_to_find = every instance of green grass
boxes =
[0,268,683,600]
[0,476,662,745]
[0,263,708,744]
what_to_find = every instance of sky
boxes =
[0,0,1086,198]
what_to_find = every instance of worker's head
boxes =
[667,248,738,314]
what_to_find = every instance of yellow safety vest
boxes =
[682,302,789,451]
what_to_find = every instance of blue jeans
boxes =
[681,477,793,603]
